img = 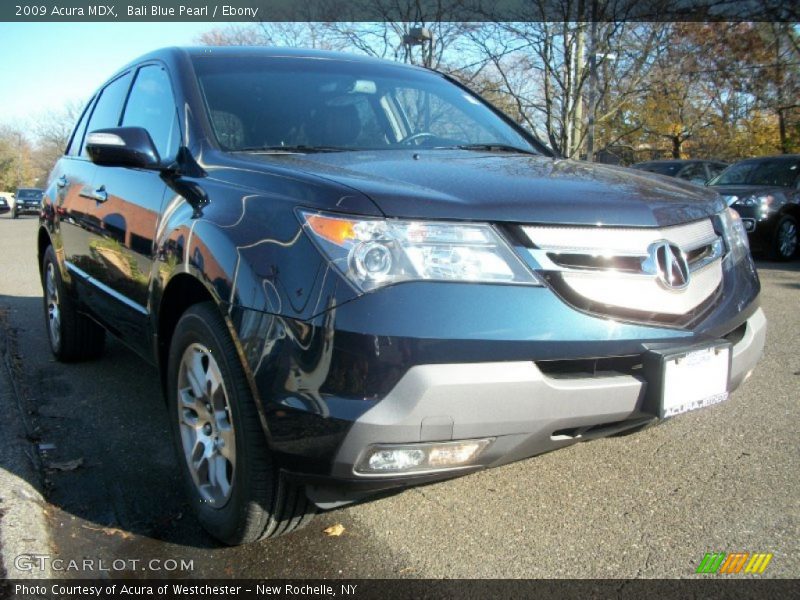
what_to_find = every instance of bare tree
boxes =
[29,100,85,183]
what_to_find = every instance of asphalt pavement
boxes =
[0,214,797,579]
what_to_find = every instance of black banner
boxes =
[1,0,798,23]
[3,579,800,600]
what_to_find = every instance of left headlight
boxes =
[718,207,750,263]
[737,194,773,208]
[300,210,541,292]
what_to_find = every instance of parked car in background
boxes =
[707,155,800,261]
[38,46,765,545]
[12,188,44,218]
[631,159,728,185]
[0,194,10,215]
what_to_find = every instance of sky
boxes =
[0,23,216,126]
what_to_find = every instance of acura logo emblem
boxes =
[643,241,690,290]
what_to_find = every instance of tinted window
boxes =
[122,65,180,161]
[193,56,537,152]
[66,98,95,157]
[16,189,43,200]
[679,163,707,182]
[707,163,727,178]
[83,72,133,156]
[712,159,800,187]
[389,86,502,144]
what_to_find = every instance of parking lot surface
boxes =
[0,215,797,579]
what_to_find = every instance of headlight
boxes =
[718,208,750,263]
[300,210,541,292]
[738,194,774,208]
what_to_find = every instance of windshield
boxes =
[192,56,539,153]
[710,158,799,187]
[16,189,43,200]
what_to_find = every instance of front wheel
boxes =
[769,215,798,261]
[167,302,315,545]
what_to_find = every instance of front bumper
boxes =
[16,203,40,214]
[303,307,766,507]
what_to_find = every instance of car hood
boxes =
[235,150,726,227]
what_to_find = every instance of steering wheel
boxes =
[399,132,438,145]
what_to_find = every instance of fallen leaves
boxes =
[323,523,345,537]
[80,524,133,540]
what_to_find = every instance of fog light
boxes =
[356,439,493,475]
[367,448,426,472]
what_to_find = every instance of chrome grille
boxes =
[521,219,724,318]
[522,219,717,256]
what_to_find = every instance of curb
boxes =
[0,307,52,579]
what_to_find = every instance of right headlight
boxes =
[719,207,750,263]
[299,210,541,293]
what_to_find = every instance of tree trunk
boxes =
[672,137,682,158]
[778,108,788,154]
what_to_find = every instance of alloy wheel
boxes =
[177,343,236,507]
[45,262,61,351]
[777,219,797,258]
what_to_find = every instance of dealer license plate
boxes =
[661,345,730,418]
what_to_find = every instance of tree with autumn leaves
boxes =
[625,23,799,161]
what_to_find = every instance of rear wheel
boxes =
[167,302,315,545]
[42,245,105,361]
[769,215,798,261]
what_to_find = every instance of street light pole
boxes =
[585,9,598,162]
[403,27,433,68]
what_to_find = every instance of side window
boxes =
[65,97,95,157]
[707,163,726,180]
[122,65,180,161]
[679,163,707,183]
[82,72,133,157]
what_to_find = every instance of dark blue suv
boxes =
[38,47,765,545]
[13,187,44,218]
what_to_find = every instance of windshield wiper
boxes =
[448,143,538,155]
[235,145,349,154]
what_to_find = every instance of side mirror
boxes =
[85,127,161,169]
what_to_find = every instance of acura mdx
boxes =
[38,47,766,545]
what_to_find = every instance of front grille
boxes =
[518,218,725,327]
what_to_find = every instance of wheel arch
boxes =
[155,271,275,447]
[37,226,53,279]
[156,272,219,394]
[779,203,800,222]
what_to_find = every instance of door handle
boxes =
[80,185,108,203]
[56,175,68,189]
[92,186,108,202]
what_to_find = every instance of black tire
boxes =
[41,245,105,361]
[769,215,798,261]
[167,302,315,545]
